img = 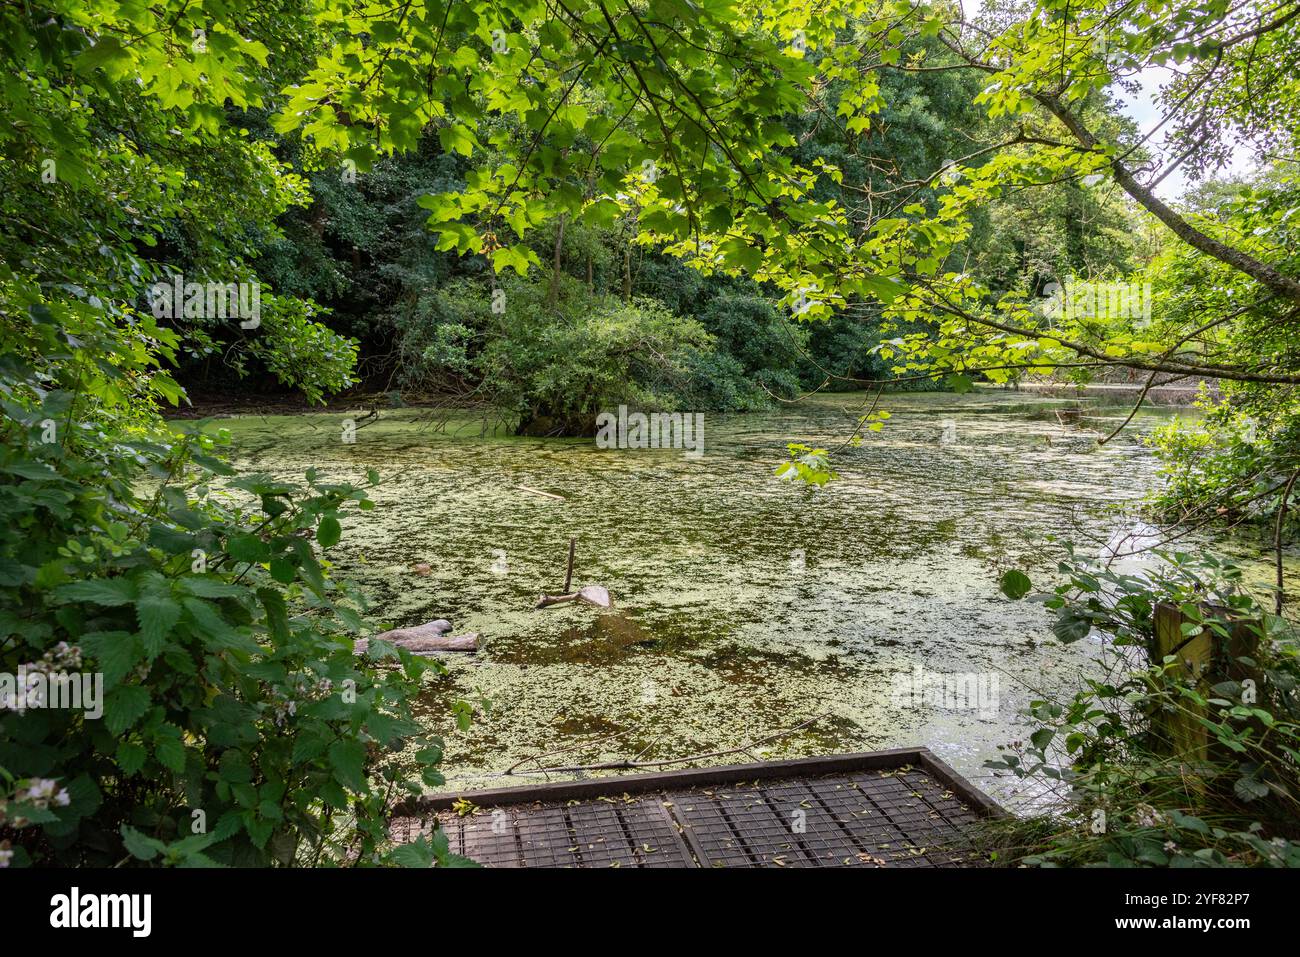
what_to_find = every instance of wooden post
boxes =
[1151,603,1212,763]
[563,537,575,595]
[1150,602,1261,766]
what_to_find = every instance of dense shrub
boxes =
[0,276,462,868]
[991,549,1300,867]
[394,274,728,433]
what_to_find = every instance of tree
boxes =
[0,0,459,867]
[5,0,1300,868]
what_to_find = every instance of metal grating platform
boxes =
[389,747,1001,868]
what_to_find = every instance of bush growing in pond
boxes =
[396,275,735,434]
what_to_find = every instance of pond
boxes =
[211,389,1248,806]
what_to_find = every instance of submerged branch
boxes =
[500,713,830,777]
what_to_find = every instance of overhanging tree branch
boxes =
[1033,91,1300,305]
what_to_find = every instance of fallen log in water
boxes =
[390,633,478,653]
[535,584,613,609]
[354,619,477,655]
[354,633,478,655]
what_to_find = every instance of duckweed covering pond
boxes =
[207,390,1258,804]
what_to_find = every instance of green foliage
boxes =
[0,0,357,403]
[398,275,719,433]
[998,569,1033,600]
[990,548,1300,867]
[775,444,839,486]
[678,349,774,412]
[236,296,360,405]
[5,0,1300,871]
[0,278,453,867]
[1147,394,1300,539]
[1137,170,1300,538]
[693,291,808,397]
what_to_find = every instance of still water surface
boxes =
[216,389,1237,804]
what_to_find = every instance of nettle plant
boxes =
[993,547,1300,867]
[0,280,468,867]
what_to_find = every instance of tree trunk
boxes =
[546,215,566,306]
[1063,180,1084,272]
[1036,91,1300,305]
[622,241,632,303]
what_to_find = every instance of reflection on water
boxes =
[214,389,1212,804]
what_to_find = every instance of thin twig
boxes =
[1096,372,1188,446]
[503,724,638,776]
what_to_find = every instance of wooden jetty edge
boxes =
[390,748,1004,868]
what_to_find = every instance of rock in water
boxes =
[535,585,615,609]
[428,619,452,634]
[576,585,613,608]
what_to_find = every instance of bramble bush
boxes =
[991,547,1300,867]
[0,275,465,867]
